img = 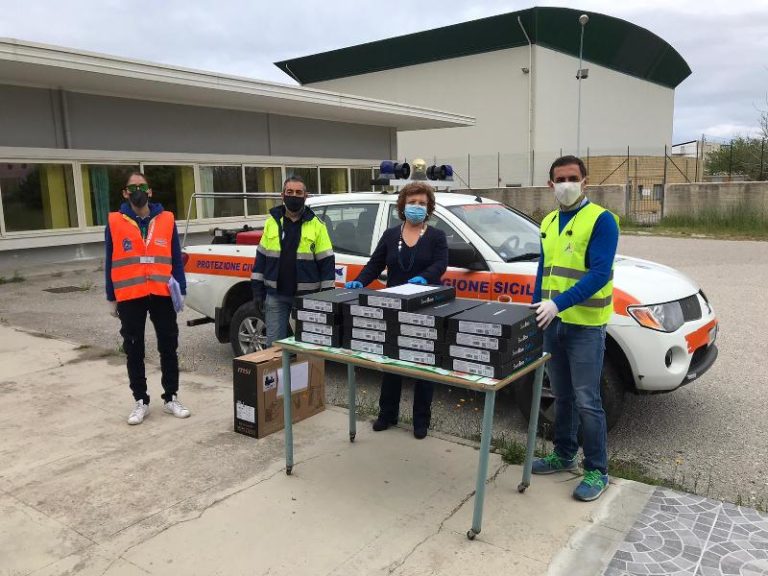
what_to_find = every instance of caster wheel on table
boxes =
[517,482,528,493]
[286,466,293,476]
[466,529,477,540]
[350,433,356,443]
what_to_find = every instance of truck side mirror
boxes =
[448,242,487,271]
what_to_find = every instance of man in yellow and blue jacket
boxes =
[251,176,335,346]
[530,155,619,503]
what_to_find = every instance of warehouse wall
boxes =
[310,47,531,187]
[309,45,676,188]
[0,85,395,160]
[664,182,768,217]
[459,185,627,220]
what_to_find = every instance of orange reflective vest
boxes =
[108,211,175,302]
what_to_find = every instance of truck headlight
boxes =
[628,301,685,332]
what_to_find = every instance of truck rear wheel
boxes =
[229,301,267,356]
[513,356,625,435]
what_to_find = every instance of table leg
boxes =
[519,364,545,493]
[282,349,294,475]
[467,389,496,540]
[348,364,357,442]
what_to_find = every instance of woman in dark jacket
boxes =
[345,182,448,439]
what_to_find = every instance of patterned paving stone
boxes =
[603,488,768,576]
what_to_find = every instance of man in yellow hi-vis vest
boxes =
[530,156,619,502]
[251,175,335,346]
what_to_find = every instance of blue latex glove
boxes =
[345,281,363,289]
[408,276,427,285]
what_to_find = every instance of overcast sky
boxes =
[1,0,766,144]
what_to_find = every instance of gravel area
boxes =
[0,234,765,505]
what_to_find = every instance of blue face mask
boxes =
[404,204,427,224]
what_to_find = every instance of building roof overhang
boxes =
[0,38,474,131]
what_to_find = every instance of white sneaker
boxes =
[163,396,190,418]
[127,400,149,425]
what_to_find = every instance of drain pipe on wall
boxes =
[517,16,534,186]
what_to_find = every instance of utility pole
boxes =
[576,14,589,156]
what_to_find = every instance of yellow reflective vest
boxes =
[251,205,335,297]
[540,202,618,326]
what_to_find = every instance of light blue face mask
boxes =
[404,204,427,224]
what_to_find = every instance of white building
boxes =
[0,39,471,270]
[276,6,691,187]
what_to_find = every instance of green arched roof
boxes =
[275,7,691,89]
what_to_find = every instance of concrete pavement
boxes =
[0,325,685,575]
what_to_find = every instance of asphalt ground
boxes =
[0,234,765,506]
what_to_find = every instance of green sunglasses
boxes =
[126,183,149,193]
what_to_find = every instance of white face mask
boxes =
[553,180,584,207]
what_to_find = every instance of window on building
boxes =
[350,168,374,192]
[315,203,379,256]
[320,167,349,194]
[81,164,139,226]
[141,165,196,220]
[245,166,282,216]
[0,163,78,232]
[285,167,318,194]
[200,165,244,218]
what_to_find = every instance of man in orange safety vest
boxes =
[105,172,190,425]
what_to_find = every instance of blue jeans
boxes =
[544,317,608,475]
[265,293,295,347]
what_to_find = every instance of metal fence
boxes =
[423,145,701,224]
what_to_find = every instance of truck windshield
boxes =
[448,204,541,262]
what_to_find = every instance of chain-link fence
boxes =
[421,146,701,224]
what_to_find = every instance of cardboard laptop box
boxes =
[342,338,395,357]
[448,325,542,353]
[233,348,325,439]
[295,288,362,314]
[447,303,538,339]
[360,284,455,311]
[396,335,439,353]
[396,323,440,341]
[295,330,342,348]
[349,315,388,332]
[442,347,543,379]
[294,308,342,325]
[447,338,542,364]
[388,298,483,331]
[343,326,388,344]
[296,320,342,338]
[394,348,442,367]
[344,302,387,320]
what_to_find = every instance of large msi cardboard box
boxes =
[233,347,325,439]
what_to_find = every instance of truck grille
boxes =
[679,294,702,322]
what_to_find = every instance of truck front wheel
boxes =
[513,356,625,434]
[229,301,267,356]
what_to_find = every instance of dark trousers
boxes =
[378,373,434,428]
[117,295,179,405]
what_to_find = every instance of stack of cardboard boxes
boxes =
[292,289,360,348]
[444,303,543,378]
[235,288,544,439]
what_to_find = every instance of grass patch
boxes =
[0,271,25,285]
[496,434,548,465]
[608,458,690,492]
[623,205,768,240]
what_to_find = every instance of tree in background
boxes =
[706,136,767,181]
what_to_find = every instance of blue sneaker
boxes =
[532,452,578,475]
[573,470,609,501]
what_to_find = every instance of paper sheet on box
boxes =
[275,361,309,397]
[378,284,438,295]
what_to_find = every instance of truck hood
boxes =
[614,255,699,304]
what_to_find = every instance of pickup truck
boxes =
[182,192,719,430]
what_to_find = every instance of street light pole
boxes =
[576,14,589,157]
